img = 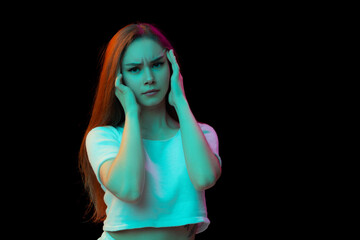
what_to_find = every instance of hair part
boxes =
[79,23,177,222]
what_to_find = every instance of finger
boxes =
[115,73,122,87]
[115,73,121,87]
[167,49,179,72]
[115,73,126,93]
[166,50,173,65]
[171,50,179,65]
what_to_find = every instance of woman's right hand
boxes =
[115,73,140,115]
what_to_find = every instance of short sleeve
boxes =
[86,126,122,184]
[199,123,222,166]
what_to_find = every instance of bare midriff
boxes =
[107,224,197,240]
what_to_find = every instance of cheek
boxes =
[159,64,171,84]
[123,74,140,93]
[155,68,170,92]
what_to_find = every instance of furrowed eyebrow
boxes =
[125,53,165,66]
[150,54,165,63]
[125,62,141,66]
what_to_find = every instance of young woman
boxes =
[79,23,222,240]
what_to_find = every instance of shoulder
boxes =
[198,122,217,135]
[198,122,220,153]
[86,125,123,143]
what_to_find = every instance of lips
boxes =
[142,89,160,95]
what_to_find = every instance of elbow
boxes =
[105,171,144,203]
[193,156,222,191]
[107,180,143,203]
[193,171,221,191]
[194,180,215,191]
[115,189,142,203]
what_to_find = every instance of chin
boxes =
[140,96,166,108]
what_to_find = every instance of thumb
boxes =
[115,73,127,93]
[115,73,122,87]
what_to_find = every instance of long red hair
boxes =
[79,23,176,222]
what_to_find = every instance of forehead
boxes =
[123,38,164,63]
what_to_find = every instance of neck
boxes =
[139,102,170,134]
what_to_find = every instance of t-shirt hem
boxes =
[103,216,210,234]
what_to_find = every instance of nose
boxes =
[143,67,155,85]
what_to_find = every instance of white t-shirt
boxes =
[86,123,221,234]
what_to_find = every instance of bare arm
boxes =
[99,73,145,202]
[100,111,145,202]
[176,99,221,190]
[167,50,221,191]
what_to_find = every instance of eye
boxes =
[128,67,140,73]
[152,62,164,69]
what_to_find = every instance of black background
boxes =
[21,12,238,239]
[68,18,235,239]
[5,4,310,239]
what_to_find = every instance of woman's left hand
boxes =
[167,49,186,108]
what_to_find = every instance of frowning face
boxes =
[121,37,171,108]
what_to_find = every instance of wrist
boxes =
[125,109,140,120]
[174,97,189,111]
[174,98,191,120]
